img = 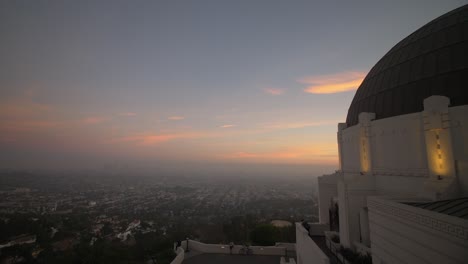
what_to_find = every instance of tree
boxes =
[249,224,280,246]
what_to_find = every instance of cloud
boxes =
[0,120,59,133]
[23,88,38,98]
[120,112,137,117]
[0,95,58,133]
[81,117,106,125]
[259,120,339,130]
[263,88,284,95]
[117,134,179,145]
[0,100,52,119]
[220,124,235,128]
[221,143,338,164]
[299,71,366,94]
[113,132,201,146]
[227,151,300,159]
[168,116,184,121]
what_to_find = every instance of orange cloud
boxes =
[263,88,284,95]
[168,116,184,120]
[299,71,366,94]
[220,124,235,128]
[228,151,301,159]
[117,134,179,145]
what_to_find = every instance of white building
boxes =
[297,4,468,264]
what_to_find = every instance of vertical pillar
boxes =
[358,113,376,174]
[359,207,370,247]
[337,181,350,247]
[337,123,348,171]
[422,96,461,200]
[423,96,455,179]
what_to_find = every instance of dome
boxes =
[346,4,468,126]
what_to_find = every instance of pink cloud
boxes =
[0,120,59,132]
[112,132,204,146]
[299,71,366,94]
[120,112,137,117]
[0,100,52,119]
[81,117,106,125]
[220,124,235,128]
[263,88,284,95]
[168,116,185,121]
[0,96,60,133]
[23,88,38,98]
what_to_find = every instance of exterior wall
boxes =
[337,123,348,170]
[340,125,361,174]
[312,96,468,263]
[449,105,468,195]
[317,173,339,224]
[339,96,468,198]
[338,180,376,248]
[371,112,427,177]
[367,196,468,264]
[295,223,329,264]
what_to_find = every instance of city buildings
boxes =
[297,4,468,264]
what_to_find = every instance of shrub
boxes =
[339,246,372,264]
[330,234,340,244]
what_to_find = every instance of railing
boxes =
[178,239,288,256]
[170,247,185,264]
[296,223,330,264]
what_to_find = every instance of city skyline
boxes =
[1,0,465,171]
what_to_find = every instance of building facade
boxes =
[297,4,468,264]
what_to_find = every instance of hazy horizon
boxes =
[0,161,337,180]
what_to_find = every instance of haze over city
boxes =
[1,0,465,174]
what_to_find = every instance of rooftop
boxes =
[403,197,468,219]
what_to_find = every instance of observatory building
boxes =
[296,4,468,264]
[171,5,468,264]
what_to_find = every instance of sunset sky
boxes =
[0,0,465,172]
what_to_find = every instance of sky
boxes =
[0,0,466,173]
